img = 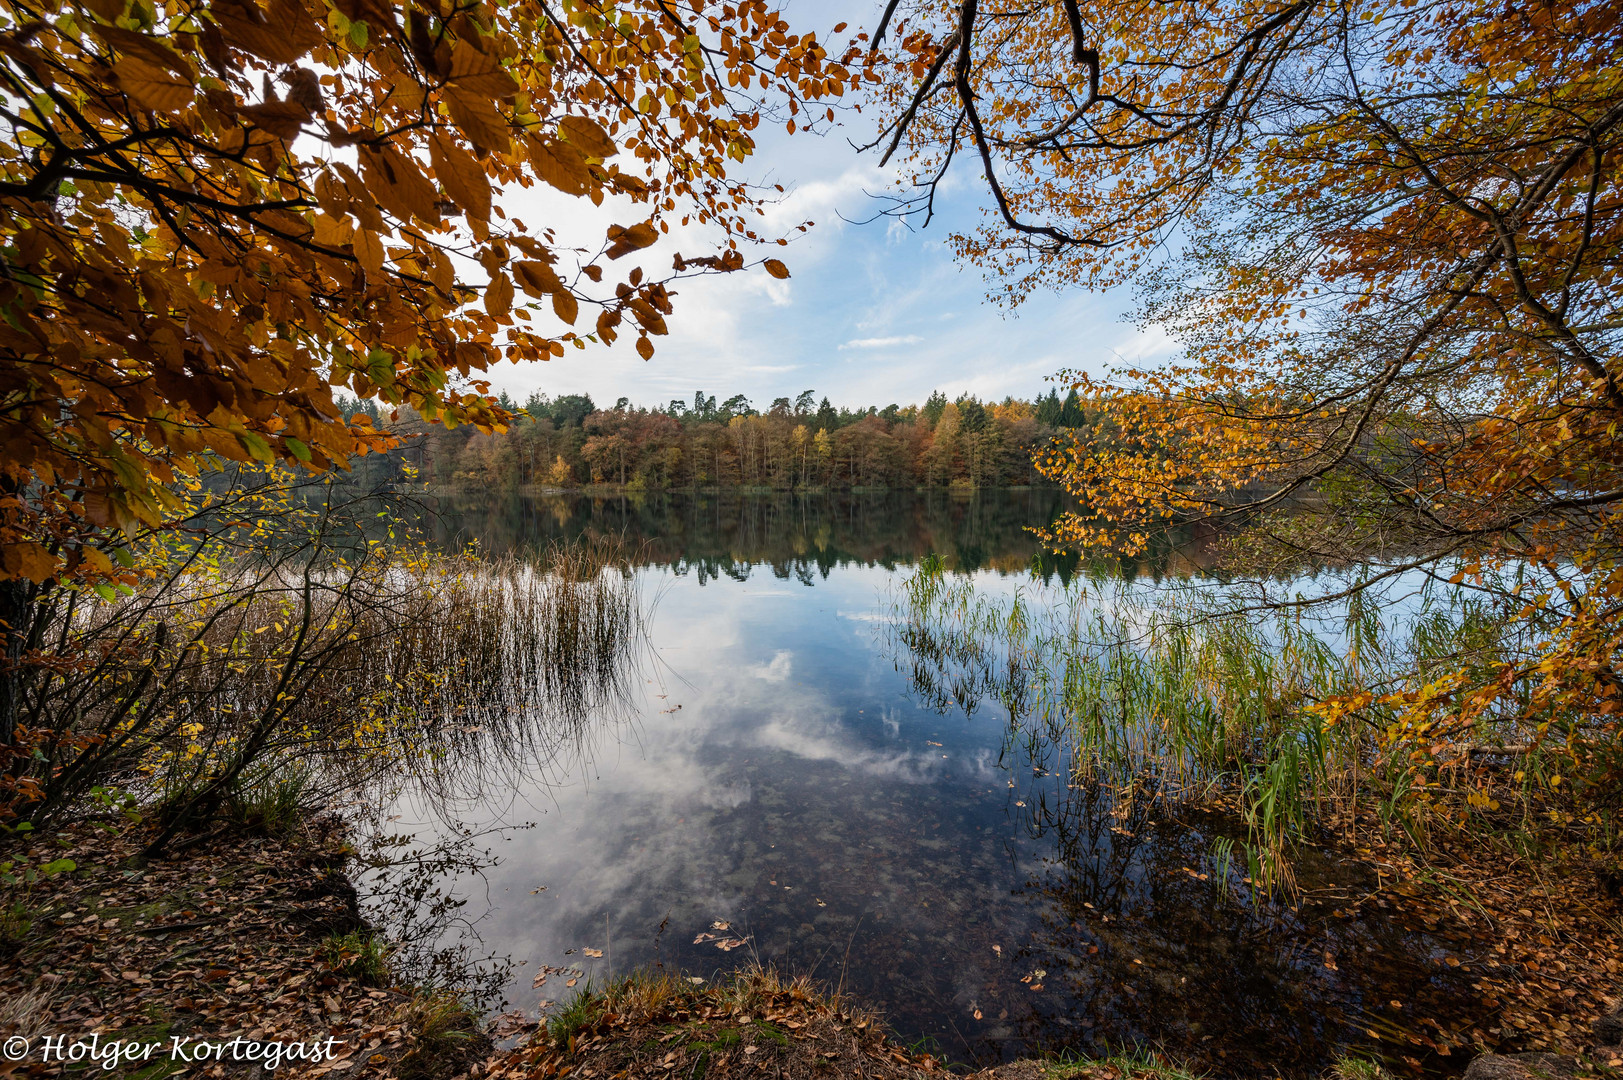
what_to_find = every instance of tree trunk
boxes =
[0,576,29,748]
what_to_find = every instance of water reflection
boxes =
[404,497,1486,1078]
[423,489,1223,583]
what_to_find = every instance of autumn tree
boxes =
[867,0,1623,782]
[0,0,863,592]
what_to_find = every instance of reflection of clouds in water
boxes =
[751,714,944,785]
[748,650,794,682]
[836,609,897,624]
[453,564,1039,1009]
[701,776,752,809]
[965,747,1003,783]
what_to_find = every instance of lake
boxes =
[394,489,1486,1076]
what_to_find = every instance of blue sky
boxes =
[482,5,1178,413]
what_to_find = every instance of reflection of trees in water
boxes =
[420,490,1227,584]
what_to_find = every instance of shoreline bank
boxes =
[1,816,1618,1079]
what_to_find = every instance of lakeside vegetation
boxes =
[891,560,1617,898]
[2,0,1620,1070]
[0,469,645,848]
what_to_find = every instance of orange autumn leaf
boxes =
[0,0,870,583]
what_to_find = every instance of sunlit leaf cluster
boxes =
[0,0,867,581]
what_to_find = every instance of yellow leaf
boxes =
[312,213,354,246]
[428,249,455,294]
[2,541,58,583]
[213,0,322,64]
[359,145,440,225]
[447,39,518,96]
[237,99,311,141]
[559,115,616,159]
[444,85,511,155]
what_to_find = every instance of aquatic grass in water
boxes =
[888,560,1556,894]
[363,539,647,810]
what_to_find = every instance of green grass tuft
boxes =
[320,930,392,987]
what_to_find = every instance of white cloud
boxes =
[839,335,922,350]
[479,124,1146,411]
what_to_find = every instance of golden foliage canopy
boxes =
[868,0,1623,766]
[0,0,863,582]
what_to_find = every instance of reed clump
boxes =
[891,559,1615,895]
[0,470,645,853]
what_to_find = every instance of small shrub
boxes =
[229,763,313,838]
[0,900,31,955]
[546,984,603,1047]
[1045,1047,1204,1080]
[397,990,488,1080]
[1328,1057,1389,1080]
[320,931,392,987]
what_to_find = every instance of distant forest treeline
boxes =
[343,387,1094,490]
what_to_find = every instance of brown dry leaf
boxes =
[94,23,195,76]
[763,258,790,280]
[514,260,563,298]
[115,57,194,113]
[528,138,592,196]
[430,134,492,222]
[551,289,579,325]
[484,272,514,317]
[606,222,658,260]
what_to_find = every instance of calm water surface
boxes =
[405,491,1485,1076]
